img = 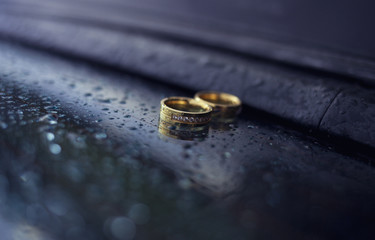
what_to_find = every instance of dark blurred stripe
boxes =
[1,0,375,86]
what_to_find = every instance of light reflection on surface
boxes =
[157,120,209,141]
[0,217,52,240]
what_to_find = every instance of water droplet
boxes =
[46,132,55,141]
[109,217,136,240]
[93,86,102,91]
[128,203,150,225]
[98,99,111,103]
[0,121,7,129]
[18,95,28,100]
[49,144,61,155]
[45,191,69,216]
[178,178,192,190]
[183,144,192,149]
[94,132,107,140]
[38,114,58,124]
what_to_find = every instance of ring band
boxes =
[160,97,212,125]
[194,91,241,119]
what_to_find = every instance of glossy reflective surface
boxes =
[1,40,375,240]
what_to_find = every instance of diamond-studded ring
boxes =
[160,97,212,125]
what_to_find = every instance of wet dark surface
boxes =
[1,10,375,149]
[1,40,375,240]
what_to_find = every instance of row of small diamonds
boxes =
[171,114,210,123]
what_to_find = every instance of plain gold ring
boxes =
[194,91,241,119]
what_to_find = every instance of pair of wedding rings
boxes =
[159,91,241,133]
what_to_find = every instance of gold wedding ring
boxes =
[159,97,212,127]
[194,91,241,120]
